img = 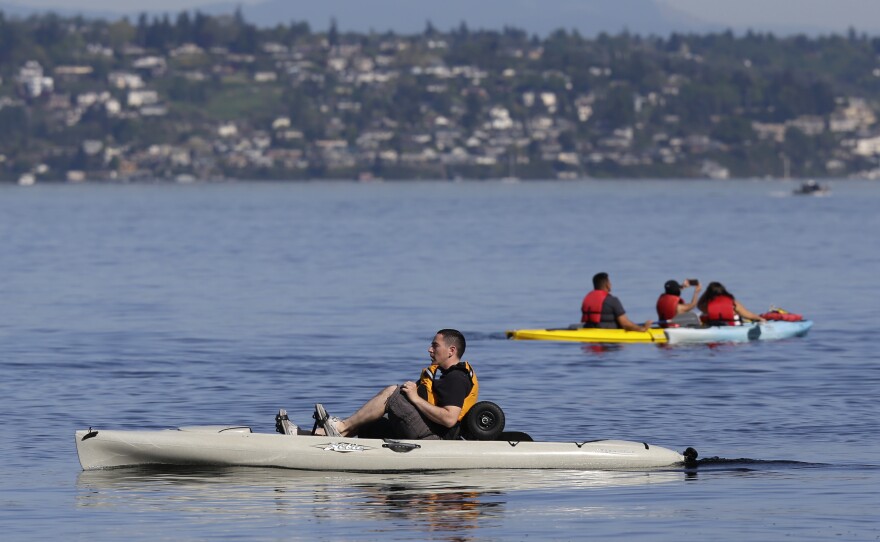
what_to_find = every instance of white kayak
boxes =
[75,425,692,471]
[664,320,813,344]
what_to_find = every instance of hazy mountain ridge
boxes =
[6,0,864,36]
[226,0,715,36]
[0,0,718,36]
[0,1,119,20]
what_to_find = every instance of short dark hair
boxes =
[664,280,681,296]
[592,272,609,290]
[436,329,466,357]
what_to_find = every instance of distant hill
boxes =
[225,0,715,36]
[0,0,716,36]
[0,1,119,20]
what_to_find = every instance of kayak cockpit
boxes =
[177,426,252,434]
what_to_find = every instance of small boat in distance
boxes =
[793,179,830,196]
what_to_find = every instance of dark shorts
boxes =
[386,387,441,440]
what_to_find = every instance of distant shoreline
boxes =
[4,13,880,184]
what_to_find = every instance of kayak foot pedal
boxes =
[382,439,421,453]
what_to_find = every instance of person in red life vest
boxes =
[581,272,653,332]
[656,279,702,325]
[697,282,767,325]
[312,329,477,440]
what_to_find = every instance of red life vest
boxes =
[581,290,608,324]
[702,295,737,325]
[656,294,681,322]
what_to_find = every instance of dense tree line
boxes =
[2,10,873,122]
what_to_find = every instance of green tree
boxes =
[0,106,29,146]
[593,84,636,128]
[712,117,755,144]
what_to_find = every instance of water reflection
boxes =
[579,343,624,355]
[76,467,686,535]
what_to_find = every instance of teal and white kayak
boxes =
[663,320,813,344]
[75,426,692,471]
[507,320,813,344]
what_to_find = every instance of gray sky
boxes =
[11,0,880,33]
[663,0,880,29]
[18,0,253,9]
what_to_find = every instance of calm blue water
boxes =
[1,180,878,541]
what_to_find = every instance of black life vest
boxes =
[417,361,478,422]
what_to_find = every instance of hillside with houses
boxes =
[3,11,880,182]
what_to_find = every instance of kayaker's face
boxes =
[428,334,453,366]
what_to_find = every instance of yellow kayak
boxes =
[506,327,668,343]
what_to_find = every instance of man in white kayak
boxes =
[280,329,478,440]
